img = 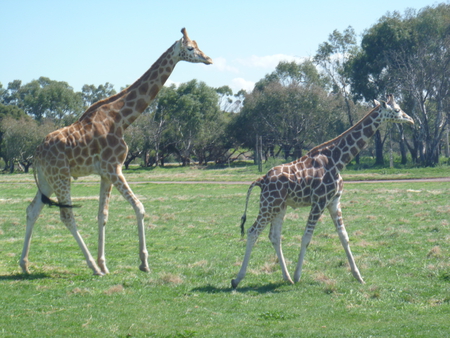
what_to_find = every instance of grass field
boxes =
[0,164,449,337]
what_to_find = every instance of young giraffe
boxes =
[232,95,414,288]
[20,28,212,275]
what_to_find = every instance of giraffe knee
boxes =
[269,230,281,245]
[135,201,145,218]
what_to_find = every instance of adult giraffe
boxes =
[232,95,414,288]
[20,28,212,275]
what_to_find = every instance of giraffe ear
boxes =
[373,99,380,106]
[386,94,394,104]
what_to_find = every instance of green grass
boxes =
[1,166,450,337]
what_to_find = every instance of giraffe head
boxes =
[176,28,213,65]
[375,94,414,125]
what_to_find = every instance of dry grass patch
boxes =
[427,246,442,259]
[188,260,208,268]
[104,284,125,295]
[313,272,337,294]
[69,287,91,295]
[158,272,184,285]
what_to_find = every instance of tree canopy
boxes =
[1,2,449,171]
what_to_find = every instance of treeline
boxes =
[1,3,450,172]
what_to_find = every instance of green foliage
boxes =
[349,4,450,166]
[233,73,344,160]
[0,169,449,336]
[81,82,116,109]
[127,80,230,165]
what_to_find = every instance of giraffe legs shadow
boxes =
[192,282,288,294]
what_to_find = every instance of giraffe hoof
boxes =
[139,265,150,273]
[231,279,239,289]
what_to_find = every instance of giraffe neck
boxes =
[310,106,383,170]
[79,40,181,129]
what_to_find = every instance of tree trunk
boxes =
[374,130,384,166]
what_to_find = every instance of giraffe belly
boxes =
[69,156,101,179]
[286,196,311,209]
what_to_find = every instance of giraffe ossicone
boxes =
[20,28,212,275]
[231,94,414,289]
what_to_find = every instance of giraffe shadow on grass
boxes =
[0,273,51,281]
[192,282,287,294]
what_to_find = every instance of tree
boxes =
[3,77,83,126]
[387,5,450,165]
[0,116,55,172]
[0,101,27,168]
[233,60,341,161]
[81,83,116,109]
[156,80,222,166]
[315,27,362,130]
[350,4,450,166]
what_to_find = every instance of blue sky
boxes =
[1,0,440,94]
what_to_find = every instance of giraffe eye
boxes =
[187,46,194,51]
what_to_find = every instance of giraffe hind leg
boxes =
[231,215,269,289]
[20,191,46,273]
[269,208,293,284]
[54,186,103,275]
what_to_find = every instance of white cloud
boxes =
[236,54,306,69]
[231,78,255,93]
[164,79,180,88]
[211,57,239,73]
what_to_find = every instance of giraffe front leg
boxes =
[97,178,113,274]
[328,198,365,283]
[269,209,293,284]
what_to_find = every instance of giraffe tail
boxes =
[32,160,79,209]
[240,178,262,238]
[41,194,78,208]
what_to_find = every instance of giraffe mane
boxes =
[79,88,130,120]
[307,104,381,155]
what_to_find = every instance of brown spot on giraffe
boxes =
[231,95,414,289]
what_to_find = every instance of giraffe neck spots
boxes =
[115,42,179,129]
[307,107,383,171]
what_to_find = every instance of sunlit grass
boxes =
[0,167,449,337]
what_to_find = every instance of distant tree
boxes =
[315,26,366,164]
[315,27,361,127]
[0,116,55,172]
[350,4,450,166]
[5,77,83,126]
[0,102,27,167]
[123,118,145,169]
[81,83,116,109]
[156,80,222,165]
[0,80,23,106]
[233,60,341,161]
